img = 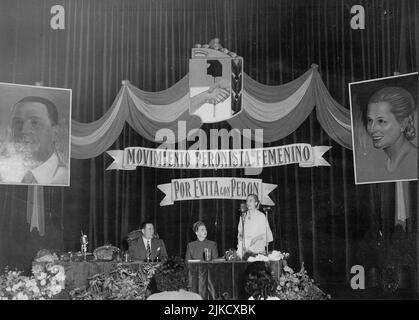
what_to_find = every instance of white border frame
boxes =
[348,72,418,185]
[0,82,72,187]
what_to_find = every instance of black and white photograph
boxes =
[0,83,71,186]
[0,0,418,306]
[349,73,418,184]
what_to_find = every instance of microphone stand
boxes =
[265,209,268,255]
[241,210,247,260]
[263,207,270,255]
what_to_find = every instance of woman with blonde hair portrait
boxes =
[350,74,418,184]
[362,86,417,178]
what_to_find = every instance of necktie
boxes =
[22,171,37,184]
[147,240,151,257]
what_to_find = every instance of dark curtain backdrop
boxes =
[0,0,418,285]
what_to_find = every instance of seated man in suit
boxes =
[127,221,168,261]
[185,221,218,261]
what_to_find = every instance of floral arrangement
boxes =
[247,250,291,262]
[356,224,415,292]
[244,261,278,300]
[154,256,189,292]
[70,257,189,299]
[268,250,290,261]
[70,263,159,300]
[225,249,241,261]
[0,263,65,300]
[276,263,330,300]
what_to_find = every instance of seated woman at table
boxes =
[237,194,273,258]
[185,221,218,261]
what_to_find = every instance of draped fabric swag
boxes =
[71,65,352,158]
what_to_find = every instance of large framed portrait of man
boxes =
[0,83,71,186]
[349,73,418,184]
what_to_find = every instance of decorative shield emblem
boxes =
[189,39,243,123]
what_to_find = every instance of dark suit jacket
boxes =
[185,239,218,261]
[128,236,168,261]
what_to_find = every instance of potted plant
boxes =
[154,256,189,292]
[356,224,386,289]
[382,225,415,292]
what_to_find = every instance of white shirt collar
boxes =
[30,153,59,184]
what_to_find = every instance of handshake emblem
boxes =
[189,40,243,123]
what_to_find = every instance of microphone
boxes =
[261,206,272,256]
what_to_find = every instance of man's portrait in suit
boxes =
[0,83,71,186]
[127,221,168,261]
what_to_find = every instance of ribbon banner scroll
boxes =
[106,144,331,170]
[157,177,277,206]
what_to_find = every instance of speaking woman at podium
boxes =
[237,194,273,258]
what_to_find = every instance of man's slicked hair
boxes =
[14,96,59,126]
[140,221,154,230]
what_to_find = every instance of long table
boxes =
[32,260,156,290]
[187,259,284,300]
[33,258,284,299]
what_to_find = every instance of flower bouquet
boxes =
[276,263,330,300]
[70,263,159,300]
[0,263,65,300]
[268,250,290,261]
[224,249,241,261]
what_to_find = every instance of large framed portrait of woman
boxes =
[349,73,418,184]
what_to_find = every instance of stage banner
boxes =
[106,144,331,170]
[157,177,277,206]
